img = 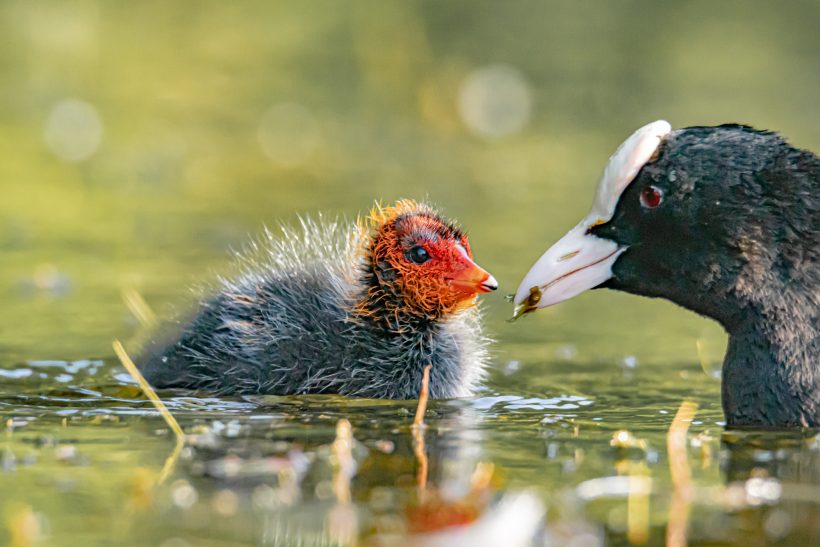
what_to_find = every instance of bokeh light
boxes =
[458,64,533,139]
[43,99,103,163]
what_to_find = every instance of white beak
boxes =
[512,216,626,317]
[512,120,672,318]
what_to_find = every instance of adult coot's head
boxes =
[514,121,819,428]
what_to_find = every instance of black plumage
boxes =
[140,201,495,399]
[514,122,818,428]
[591,125,819,427]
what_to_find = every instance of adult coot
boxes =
[514,121,819,428]
[141,200,497,399]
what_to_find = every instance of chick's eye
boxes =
[640,186,663,209]
[407,245,430,264]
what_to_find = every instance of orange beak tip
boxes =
[448,260,497,295]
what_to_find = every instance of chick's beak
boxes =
[450,257,498,294]
[512,218,625,318]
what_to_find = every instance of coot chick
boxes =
[514,121,819,428]
[140,200,497,399]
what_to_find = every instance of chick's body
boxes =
[141,203,493,399]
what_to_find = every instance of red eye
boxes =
[640,186,663,209]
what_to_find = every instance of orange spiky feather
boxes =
[354,200,482,327]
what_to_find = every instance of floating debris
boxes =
[610,430,648,450]
[54,445,77,462]
[576,475,652,501]
[371,439,395,454]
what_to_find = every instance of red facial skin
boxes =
[361,201,495,320]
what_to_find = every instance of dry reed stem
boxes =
[327,419,358,544]
[412,364,432,493]
[113,339,185,484]
[666,400,698,547]
[626,462,650,545]
[121,287,158,328]
[331,419,354,505]
[413,364,432,427]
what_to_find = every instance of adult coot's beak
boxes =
[512,219,624,318]
[511,119,671,319]
[451,258,498,294]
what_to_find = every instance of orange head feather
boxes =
[356,200,497,324]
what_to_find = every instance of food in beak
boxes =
[512,221,624,318]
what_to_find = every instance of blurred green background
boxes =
[1,0,818,365]
[1,1,819,545]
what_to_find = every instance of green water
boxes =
[1,1,818,545]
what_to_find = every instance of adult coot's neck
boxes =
[723,290,819,428]
[718,145,819,428]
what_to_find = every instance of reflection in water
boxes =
[716,431,820,544]
[157,397,545,545]
[1,358,817,545]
